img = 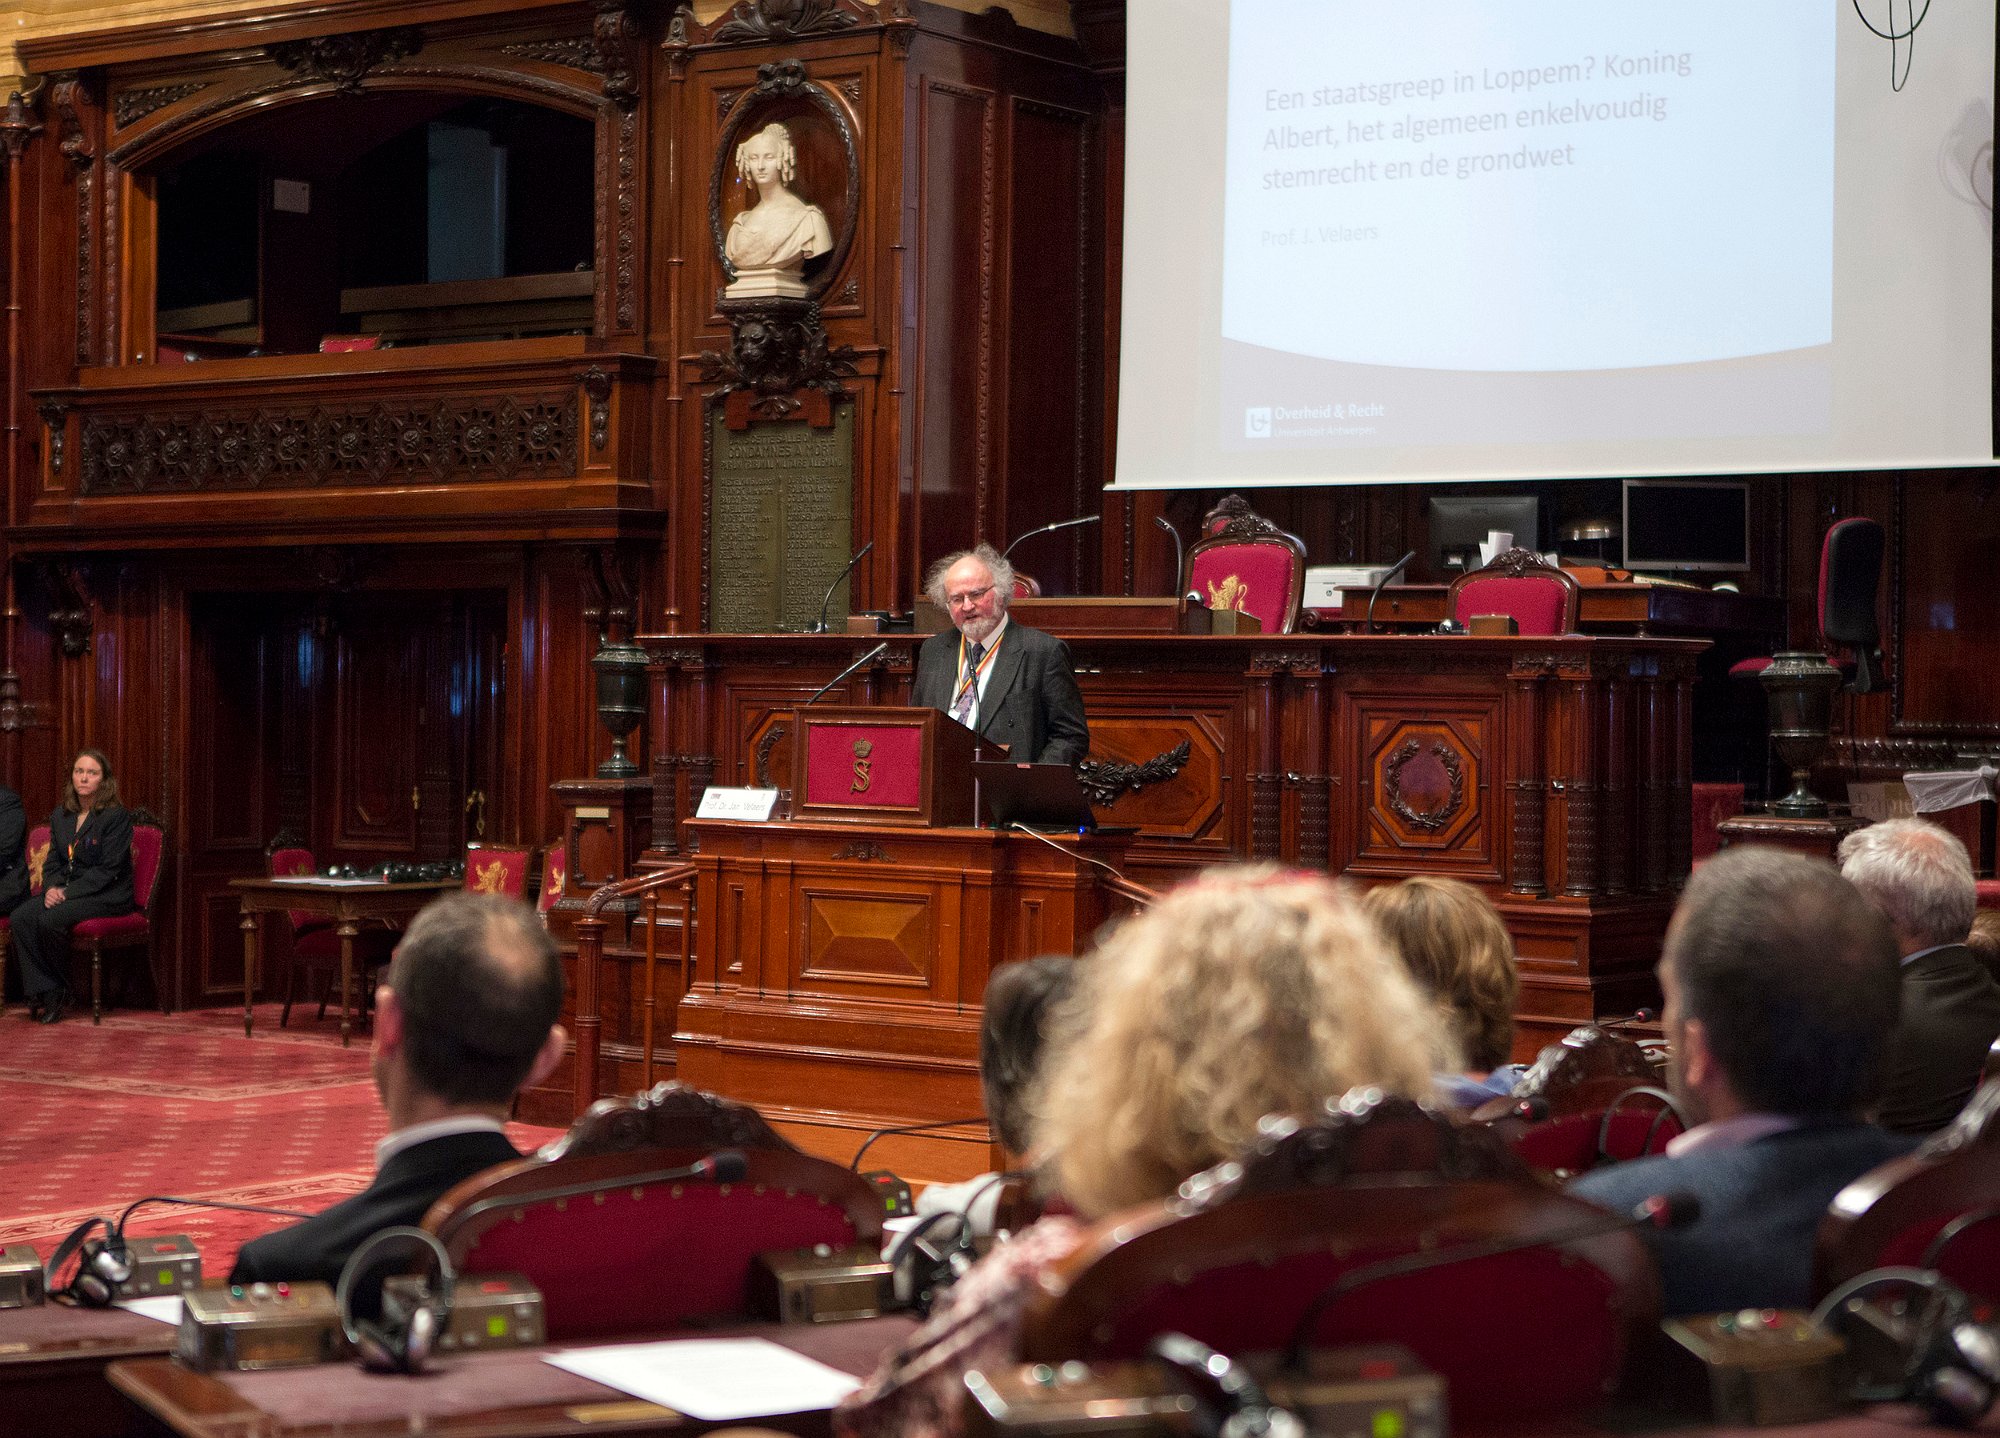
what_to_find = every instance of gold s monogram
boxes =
[1207,574,1250,612]
[850,738,873,794]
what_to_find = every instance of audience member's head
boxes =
[1662,847,1899,1126]
[1838,818,1978,957]
[1967,910,2000,985]
[376,892,566,1116]
[1361,876,1518,1074]
[979,956,1077,1156]
[1032,866,1450,1218]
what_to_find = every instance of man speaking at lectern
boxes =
[913,544,1090,766]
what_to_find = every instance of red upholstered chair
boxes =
[0,825,51,1008]
[1008,573,1042,599]
[1816,1081,2000,1303]
[1731,517,1888,693]
[1446,547,1581,636]
[1691,782,1746,863]
[536,841,566,925]
[463,843,536,900]
[1472,1025,1683,1182]
[1017,1093,1657,1427]
[71,815,168,1024]
[1181,496,1308,635]
[425,1144,883,1342]
[267,843,333,943]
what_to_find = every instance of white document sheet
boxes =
[119,1295,184,1325]
[544,1338,861,1421]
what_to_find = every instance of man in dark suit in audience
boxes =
[1839,818,2000,1134]
[1569,848,1912,1317]
[231,892,565,1289]
[912,544,1090,766]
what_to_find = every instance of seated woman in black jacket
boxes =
[12,749,136,1024]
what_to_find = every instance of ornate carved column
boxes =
[1635,667,1671,894]
[1599,664,1633,897]
[1506,654,1549,896]
[1556,656,1602,898]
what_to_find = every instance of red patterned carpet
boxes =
[0,1003,561,1276]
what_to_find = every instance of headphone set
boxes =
[1813,1267,2000,1428]
[335,1226,457,1374]
[43,1216,133,1308]
[1148,1333,1305,1438]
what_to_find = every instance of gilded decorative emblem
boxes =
[1207,574,1250,612]
[471,859,509,894]
[850,738,873,794]
[27,839,48,890]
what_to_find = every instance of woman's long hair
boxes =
[63,748,120,814]
[1031,866,1453,1220]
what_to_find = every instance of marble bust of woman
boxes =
[724,121,834,299]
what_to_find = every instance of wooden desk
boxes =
[1317,581,1785,637]
[230,879,458,1046]
[0,1302,174,1436]
[107,1315,914,1437]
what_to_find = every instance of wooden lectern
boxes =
[675,706,1132,1185]
[790,705,983,827]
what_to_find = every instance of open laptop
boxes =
[972,761,1104,833]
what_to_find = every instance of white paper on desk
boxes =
[544,1338,861,1421]
[269,874,389,886]
[118,1295,183,1325]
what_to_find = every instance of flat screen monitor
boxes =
[1622,480,1751,572]
[1428,495,1541,576]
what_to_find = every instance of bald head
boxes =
[385,892,562,1106]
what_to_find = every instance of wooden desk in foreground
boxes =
[230,878,458,1046]
[0,1302,173,1436]
[108,1315,914,1438]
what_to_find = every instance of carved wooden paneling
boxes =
[801,886,933,986]
[1347,696,1497,880]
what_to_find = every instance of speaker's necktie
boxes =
[950,641,984,725]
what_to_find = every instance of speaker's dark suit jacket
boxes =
[1878,943,2000,1135]
[912,622,1089,766]
[229,1129,521,1290]
[1568,1120,1913,1317]
[0,787,26,914]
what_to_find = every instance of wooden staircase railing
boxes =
[571,862,696,1116]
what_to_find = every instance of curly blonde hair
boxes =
[1031,866,1453,1219]
[1361,876,1519,1074]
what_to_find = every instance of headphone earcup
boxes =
[1917,1364,1995,1428]
[88,1238,132,1286]
[352,1317,407,1373]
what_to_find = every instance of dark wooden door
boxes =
[183,589,508,1005]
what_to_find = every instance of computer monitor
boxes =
[1427,495,1541,576]
[1622,480,1751,573]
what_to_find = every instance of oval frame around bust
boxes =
[709,63,859,301]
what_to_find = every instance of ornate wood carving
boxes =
[1076,739,1189,808]
[832,840,888,862]
[37,401,66,477]
[266,28,424,92]
[613,108,639,330]
[498,37,602,72]
[1202,493,1284,541]
[1250,771,1281,858]
[709,0,860,44]
[697,302,857,420]
[0,88,41,163]
[582,367,612,450]
[43,562,93,658]
[77,393,578,494]
[663,3,694,77]
[885,0,917,58]
[51,73,93,368]
[1382,737,1465,832]
[112,83,207,128]
[752,721,787,788]
[1296,772,1331,871]
[592,0,642,108]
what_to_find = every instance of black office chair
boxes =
[1732,517,1887,694]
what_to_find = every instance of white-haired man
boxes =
[912,544,1089,766]
[1839,818,2000,1133]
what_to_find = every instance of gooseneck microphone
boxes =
[1153,514,1185,586]
[1000,514,1101,562]
[117,1194,316,1233]
[811,541,875,634]
[850,1116,986,1172]
[1363,550,1418,634]
[1279,1190,1701,1371]
[804,641,890,707]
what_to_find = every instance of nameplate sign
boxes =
[697,788,782,823]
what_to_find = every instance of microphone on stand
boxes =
[1153,515,1185,588]
[1000,515,1100,563]
[1363,550,1417,634]
[1280,1190,1701,1371]
[850,1116,987,1172]
[804,641,889,707]
[812,541,875,633]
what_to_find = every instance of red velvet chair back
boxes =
[1472,1025,1681,1181]
[536,842,566,920]
[1180,498,1307,634]
[1447,548,1580,636]
[266,845,330,936]
[129,824,165,910]
[463,844,535,900]
[25,825,50,894]
[1020,1180,1655,1425]
[426,1145,882,1341]
[69,814,169,1022]
[1817,1080,2000,1302]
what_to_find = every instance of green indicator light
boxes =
[486,1315,507,1338]
[158,1270,175,1287]
[1373,1409,1405,1438]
